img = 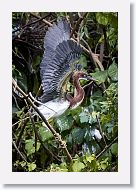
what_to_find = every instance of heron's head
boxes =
[72,71,95,82]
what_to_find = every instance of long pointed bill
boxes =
[86,76,97,82]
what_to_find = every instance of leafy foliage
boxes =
[12,12,118,172]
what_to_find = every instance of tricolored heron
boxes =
[38,19,95,119]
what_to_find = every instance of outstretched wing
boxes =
[40,19,82,103]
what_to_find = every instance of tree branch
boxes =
[16,114,29,148]
[81,37,98,69]
[12,78,72,162]
[70,12,88,38]
[12,140,28,163]
[12,14,51,34]
[28,110,61,162]
[30,13,53,27]
[81,37,104,71]
[96,136,118,159]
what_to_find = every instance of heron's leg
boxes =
[28,92,43,105]
[28,92,57,113]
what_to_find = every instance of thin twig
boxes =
[80,39,106,90]
[81,38,98,68]
[12,14,51,34]
[103,26,109,56]
[28,92,57,114]
[35,85,42,98]
[12,140,27,163]
[83,79,104,95]
[24,100,38,156]
[70,12,88,38]
[72,37,105,71]
[12,93,20,110]
[12,116,30,128]
[96,136,118,159]
[99,42,104,64]
[30,13,53,27]
[28,110,61,162]
[12,78,72,162]
[14,39,43,51]
[16,115,29,148]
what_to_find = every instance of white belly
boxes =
[38,99,70,120]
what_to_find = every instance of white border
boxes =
[0,0,130,184]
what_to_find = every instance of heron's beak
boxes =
[86,76,96,82]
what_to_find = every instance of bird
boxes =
[38,19,95,120]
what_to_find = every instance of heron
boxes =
[38,19,95,120]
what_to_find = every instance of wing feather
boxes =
[40,19,82,103]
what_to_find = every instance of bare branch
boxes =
[12,140,27,163]
[16,115,29,148]
[70,12,88,38]
[99,42,104,63]
[30,13,53,27]
[96,136,118,159]
[12,14,51,35]
[28,110,61,162]
[12,78,72,162]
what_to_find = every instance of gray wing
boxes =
[40,19,82,103]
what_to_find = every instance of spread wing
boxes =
[40,19,82,103]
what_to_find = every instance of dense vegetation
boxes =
[12,12,118,172]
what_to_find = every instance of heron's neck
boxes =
[68,77,85,108]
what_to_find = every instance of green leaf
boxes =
[55,115,73,132]
[101,114,112,125]
[108,62,118,81]
[83,154,97,171]
[60,162,67,169]
[78,55,87,69]
[91,70,108,84]
[70,106,82,122]
[17,71,28,93]
[36,142,41,151]
[71,128,85,144]
[16,109,24,118]
[38,126,53,141]
[107,127,112,133]
[84,26,89,38]
[111,143,118,156]
[60,162,68,172]
[91,111,99,120]
[25,139,35,156]
[80,31,85,40]
[27,162,36,172]
[79,112,89,123]
[33,74,40,94]
[48,163,68,172]
[66,134,73,146]
[20,161,27,167]
[100,162,108,170]
[72,161,85,172]
[25,139,40,156]
[86,155,95,163]
[99,158,109,170]
[32,55,41,68]
[12,105,19,115]
[60,168,69,172]
[96,13,117,28]
[96,13,109,25]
